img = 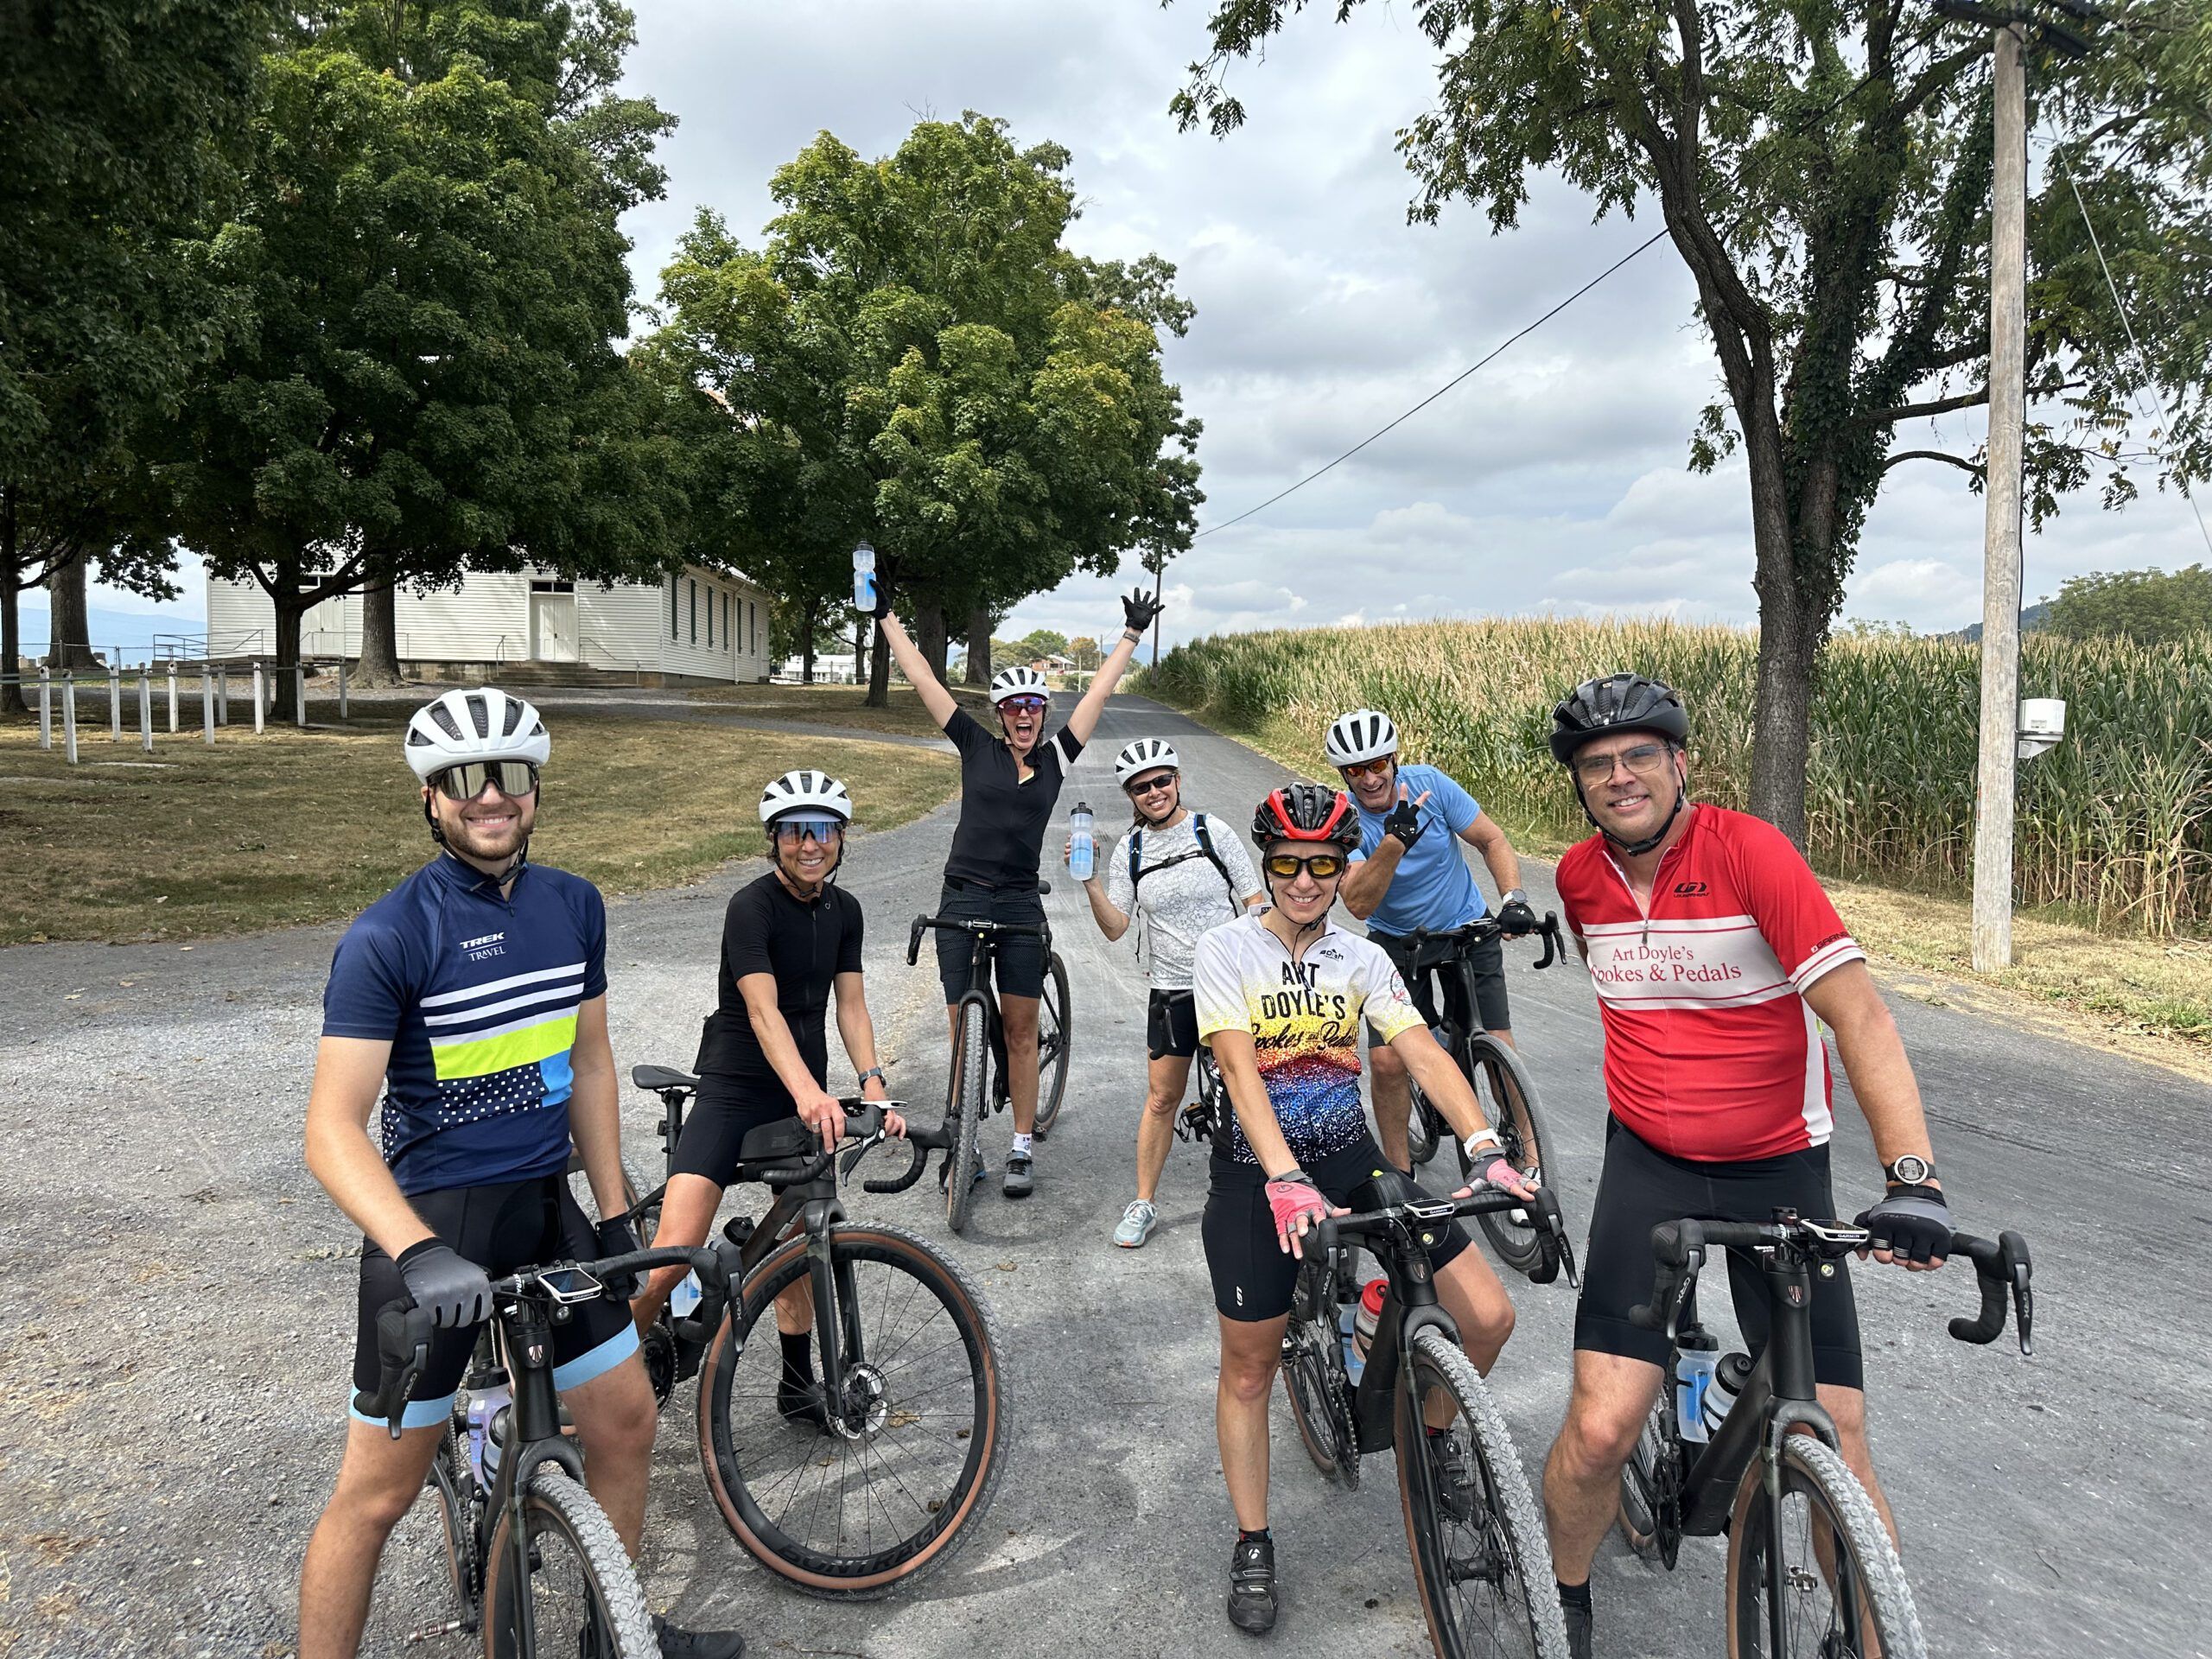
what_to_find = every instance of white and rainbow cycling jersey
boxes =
[1192,912,1423,1167]
[321,853,608,1195]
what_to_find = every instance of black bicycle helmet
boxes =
[1251,782,1361,851]
[1548,673,1690,766]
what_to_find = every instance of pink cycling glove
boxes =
[1266,1171,1331,1242]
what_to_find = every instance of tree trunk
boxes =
[915,595,948,685]
[853,614,866,690]
[1745,474,1816,848]
[865,630,892,706]
[800,597,817,684]
[355,580,404,686]
[272,591,305,724]
[0,489,23,715]
[48,550,97,670]
[964,604,991,686]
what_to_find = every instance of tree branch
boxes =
[1863,386,1988,424]
[1883,448,1984,476]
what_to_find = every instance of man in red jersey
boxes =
[1537,674,1955,1659]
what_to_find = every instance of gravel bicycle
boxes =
[1282,1178,1581,1659]
[358,1242,734,1656]
[625,1065,1011,1598]
[908,894,1071,1231]
[1395,912,1568,1278]
[1175,1043,1227,1145]
[1617,1211,2034,1659]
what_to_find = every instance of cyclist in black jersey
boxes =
[297,689,741,1659]
[876,584,1165,1198]
[630,770,905,1423]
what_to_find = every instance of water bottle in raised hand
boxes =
[1069,802,1095,881]
[851,542,876,613]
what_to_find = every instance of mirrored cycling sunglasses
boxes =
[1262,852,1347,880]
[999,696,1048,713]
[1337,756,1392,781]
[771,816,844,844]
[432,760,539,802]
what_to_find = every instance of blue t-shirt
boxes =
[321,854,609,1196]
[1348,762,1487,937]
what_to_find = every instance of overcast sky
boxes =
[69,0,2209,652]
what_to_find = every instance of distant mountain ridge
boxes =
[1944,601,2052,644]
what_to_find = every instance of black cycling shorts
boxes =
[1203,1137,1474,1322]
[1370,927,1510,1035]
[670,1071,804,1185]
[932,880,1047,1003]
[1574,1117,1865,1390]
[349,1175,639,1431]
[1147,988,1199,1060]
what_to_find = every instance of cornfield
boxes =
[1146,618,2212,938]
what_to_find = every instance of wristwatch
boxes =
[857,1065,887,1090]
[1501,888,1528,907]
[1883,1154,1935,1187]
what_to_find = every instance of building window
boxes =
[723,591,731,652]
[669,578,677,641]
[689,579,696,645]
[748,599,757,655]
[530,578,575,594]
[706,586,714,647]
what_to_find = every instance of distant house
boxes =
[202,564,774,684]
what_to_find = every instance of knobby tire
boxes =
[1032,952,1072,1136]
[480,1465,656,1659]
[1459,1039,1560,1278]
[945,1001,988,1234]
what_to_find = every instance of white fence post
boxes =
[167,667,179,734]
[37,669,51,750]
[202,672,215,746]
[63,674,79,764]
[295,664,308,729]
[251,664,266,734]
[217,666,229,725]
[108,664,122,741]
[138,671,153,753]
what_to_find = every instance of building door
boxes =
[531,586,578,661]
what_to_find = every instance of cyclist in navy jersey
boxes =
[296,689,741,1659]
[876,583,1164,1199]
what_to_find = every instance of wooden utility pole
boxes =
[1972,21,2029,972]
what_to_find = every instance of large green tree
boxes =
[2045,562,2212,642]
[0,0,272,708]
[1176,0,2212,842]
[649,114,1203,706]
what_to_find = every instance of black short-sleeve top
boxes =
[692,873,864,1098]
[940,707,1084,888]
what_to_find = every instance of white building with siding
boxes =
[202,564,774,684]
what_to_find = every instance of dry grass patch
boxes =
[685,680,987,740]
[0,709,957,944]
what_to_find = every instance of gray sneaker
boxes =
[1113,1199,1159,1249]
[1002,1153,1034,1198]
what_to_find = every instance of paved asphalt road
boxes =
[1,693,2206,1657]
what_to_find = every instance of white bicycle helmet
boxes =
[404,688,550,782]
[1115,737,1181,785]
[1324,708,1398,767]
[988,664,1050,705]
[758,768,855,826]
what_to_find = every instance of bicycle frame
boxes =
[480,1301,594,1659]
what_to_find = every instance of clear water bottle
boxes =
[467,1382,512,1487]
[1675,1344,1719,1443]
[1069,802,1095,880]
[851,542,876,612]
[671,1269,702,1319]
[1701,1351,1752,1437]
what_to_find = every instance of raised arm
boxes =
[877,611,959,729]
[1064,588,1165,747]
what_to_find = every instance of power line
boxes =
[1193,228,1669,540]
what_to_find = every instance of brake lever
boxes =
[1534,913,1562,971]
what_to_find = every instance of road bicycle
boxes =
[624,1066,1011,1597]
[358,1241,734,1656]
[908,893,1071,1231]
[1395,912,1568,1277]
[1174,1043,1227,1146]
[1282,1178,1581,1658]
[1617,1211,2034,1659]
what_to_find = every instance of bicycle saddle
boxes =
[632,1064,698,1092]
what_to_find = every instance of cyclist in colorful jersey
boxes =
[1192,782,1535,1636]
[1537,673,1954,1659]
[1325,709,1538,1170]
[629,769,905,1427]
[876,583,1164,1199]
[1071,737,1262,1248]
[297,689,743,1659]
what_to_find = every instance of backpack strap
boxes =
[1128,826,1143,892]
[1192,814,1240,906]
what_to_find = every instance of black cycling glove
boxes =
[594,1217,644,1300]
[1383,793,1424,849]
[1121,587,1165,635]
[1854,1185,1952,1266]
[396,1239,494,1328]
[870,578,894,620]
[1497,898,1539,937]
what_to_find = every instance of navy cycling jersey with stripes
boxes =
[322,854,609,1195]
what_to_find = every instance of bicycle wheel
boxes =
[1280,1256,1359,1488]
[429,1419,482,1623]
[1725,1434,1925,1659]
[944,1001,988,1233]
[480,1465,656,1658]
[1396,1327,1568,1659]
[1031,952,1072,1136]
[696,1222,1009,1599]
[1616,1397,1673,1563]
[1459,1039,1560,1277]
[1406,1072,1444,1166]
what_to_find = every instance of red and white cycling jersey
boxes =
[1556,804,1866,1162]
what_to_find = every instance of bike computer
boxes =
[534,1266,605,1304]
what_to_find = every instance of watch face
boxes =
[1890,1154,1930,1185]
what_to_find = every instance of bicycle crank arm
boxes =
[405,1619,470,1643]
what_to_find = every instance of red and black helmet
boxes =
[1251,782,1360,851]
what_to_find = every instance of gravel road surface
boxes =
[1,694,2204,1658]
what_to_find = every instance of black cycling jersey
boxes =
[940,707,1082,889]
[692,873,863,1109]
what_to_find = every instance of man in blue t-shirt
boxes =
[296,689,741,1659]
[1325,708,1538,1169]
